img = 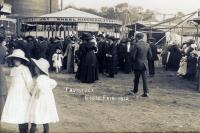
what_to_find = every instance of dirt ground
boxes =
[1,66,200,133]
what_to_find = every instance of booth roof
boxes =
[40,8,103,19]
[192,17,200,24]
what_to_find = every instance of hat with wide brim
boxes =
[191,44,197,49]
[70,36,76,41]
[148,37,155,41]
[108,36,118,41]
[7,49,29,62]
[168,41,176,46]
[97,34,104,38]
[135,32,144,39]
[55,36,62,40]
[80,32,91,40]
[25,35,34,40]
[83,33,93,41]
[37,36,45,41]
[31,58,50,75]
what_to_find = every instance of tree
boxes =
[115,2,128,13]
[142,9,158,22]
[64,5,78,10]
[173,11,185,23]
[176,12,184,17]
[79,8,100,16]
[63,2,158,25]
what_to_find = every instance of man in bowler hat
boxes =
[130,32,152,97]
[106,36,118,78]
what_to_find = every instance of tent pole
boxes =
[36,23,38,38]
[154,11,197,45]
[135,23,137,32]
[197,24,199,48]
[181,25,183,45]
[64,24,66,38]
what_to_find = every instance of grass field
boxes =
[1,66,200,133]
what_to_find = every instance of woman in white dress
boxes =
[1,49,33,133]
[29,58,59,133]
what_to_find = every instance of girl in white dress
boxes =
[29,58,59,133]
[52,48,63,73]
[1,49,33,133]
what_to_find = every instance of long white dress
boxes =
[28,75,59,124]
[1,64,33,124]
[177,57,187,76]
[52,53,63,68]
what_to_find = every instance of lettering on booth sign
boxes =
[77,23,99,32]
[22,17,122,25]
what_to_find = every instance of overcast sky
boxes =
[62,0,199,15]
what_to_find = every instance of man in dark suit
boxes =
[97,34,107,74]
[24,36,35,59]
[148,37,158,77]
[106,36,118,78]
[117,38,126,72]
[130,32,152,97]
[37,36,48,59]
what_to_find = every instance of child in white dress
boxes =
[52,48,63,73]
[29,58,59,133]
[1,49,33,133]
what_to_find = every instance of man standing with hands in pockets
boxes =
[129,32,152,97]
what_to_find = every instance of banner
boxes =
[77,23,99,32]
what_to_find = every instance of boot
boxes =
[29,123,37,133]
[43,124,49,133]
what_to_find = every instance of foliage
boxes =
[64,3,184,25]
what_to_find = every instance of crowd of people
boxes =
[1,31,200,85]
[161,39,200,81]
[2,32,160,83]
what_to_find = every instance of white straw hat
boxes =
[31,58,50,75]
[7,49,29,62]
[191,44,197,49]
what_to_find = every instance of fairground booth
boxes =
[0,1,16,37]
[126,21,166,45]
[20,8,122,38]
[127,11,200,46]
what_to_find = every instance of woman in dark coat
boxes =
[0,65,7,119]
[76,33,98,83]
[186,52,198,80]
[0,27,7,119]
[64,37,79,74]
[166,44,182,71]
[124,39,132,74]
[0,40,7,119]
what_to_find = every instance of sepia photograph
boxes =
[0,0,200,132]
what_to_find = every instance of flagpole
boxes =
[50,0,52,13]
[61,0,63,10]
